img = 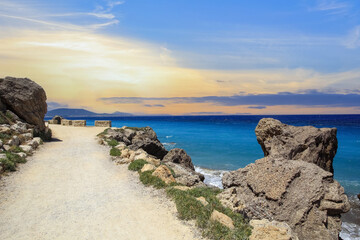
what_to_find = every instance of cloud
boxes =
[310,0,350,15]
[344,25,360,49]
[47,101,69,111]
[144,104,165,107]
[248,106,267,109]
[99,90,360,108]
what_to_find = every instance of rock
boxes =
[115,142,127,150]
[249,219,298,240]
[51,115,63,124]
[8,136,20,146]
[21,133,33,142]
[134,152,149,161]
[141,164,156,172]
[114,158,132,164]
[120,148,131,158]
[95,120,111,127]
[165,162,205,187]
[358,194,360,200]
[220,156,350,240]
[173,186,191,191]
[0,140,3,148]
[0,126,11,134]
[145,157,161,166]
[255,118,337,172]
[33,137,42,146]
[10,122,27,134]
[5,110,21,122]
[162,148,195,171]
[28,138,41,149]
[196,197,208,206]
[19,145,32,153]
[0,77,47,130]
[16,152,27,158]
[3,145,11,151]
[210,210,234,229]
[152,165,176,184]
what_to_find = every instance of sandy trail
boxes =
[0,125,201,240]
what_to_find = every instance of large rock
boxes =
[220,157,350,240]
[0,77,47,130]
[250,219,298,240]
[152,165,175,184]
[255,118,337,173]
[165,162,205,187]
[162,148,195,171]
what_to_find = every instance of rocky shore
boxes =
[0,77,51,174]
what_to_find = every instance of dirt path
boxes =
[0,125,201,240]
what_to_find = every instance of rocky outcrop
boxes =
[210,210,234,229]
[220,118,350,240]
[165,162,205,187]
[163,148,195,170]
[152,165,175,184]
[255,118,337,172]
[249,219,298,240]
[0,77,47,130]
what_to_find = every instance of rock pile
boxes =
[0,77,50,173]
[98,126,205,187]
[218,118,350,240]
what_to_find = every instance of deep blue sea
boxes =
[47,114,360,238]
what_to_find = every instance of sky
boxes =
[0,0,359,115]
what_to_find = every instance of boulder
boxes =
[5,110,21,122]
[249,219,298,240]
[0,125,11,134]
[10,122,27,134]
[141,164,156,172]
[19,145,33,153]
[255,118,337,172]
[196,197,209,206]
[152,165,175,184]
[220,157,350,240]
[0,77,47,130]
[162,148,195,171]
[165,162,205,187]
[210,210,234,229]
[8,136,20,146]
[16,152,27,158]
[21,133,33,142]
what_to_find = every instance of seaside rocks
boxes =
[163,148,195,171]
[249,219,298,240]
[255,118,337,173]
[165,162,205,187]
[152,165,175,184]
[210,210,234,229]
[0,77,47,130]
[220,157,350,240]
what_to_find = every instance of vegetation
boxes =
[0,133,11,141]
[125,127,147,131]
[107,139,119,147]
[0,152,27,172]
[139,170,167,189]
[96,128,110,137]
[166,187,252,240]
[110,147,121,157]
[128,159,148,171]
[6,152,26,164]
[0,112,10,124]
[9,146,24,153]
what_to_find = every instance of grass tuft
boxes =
[139,170,167,189]
[6,152,26,164]
[128,159,147,171]
[107,139,119,147]
[97,128,110,137]
[110,147,121,157]
[9,146,24,153]
[0,158,16,171]
[0,133,11,141]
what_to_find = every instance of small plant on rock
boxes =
[107,139,119,147]
[139,170,167,189]
[128,159,148,171]
[110,147,121,157]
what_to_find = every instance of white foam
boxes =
[340,222,360,240]
[195,166,228,189]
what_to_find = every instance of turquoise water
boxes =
[52,115,360,195]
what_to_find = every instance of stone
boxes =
[8,136,20,146]
[33,137,42,146]
[114,158,132,164]
[51,115,63,124]
[19,145,32,153]
[5,110,21,122]
[20,133,33,142]
[61,119,72,126]
[210,210,234,229]
[220,156,350,240]
[145,157,160,166]
[10,122,27,134]
[73,120,86,127]
[173,186,191,191]
[141,164,156,172]
[249,219,298,240]
[95,120,111,127]
[0,126,11,134]
[115,142,127,150]
[120,148,131,158]
[196,196,208,206]
[0,77,47,130]
[255,118,337,172]
[152,165,176,184]
[16,152,27,158]
[3,145,10,151]
[0,140,3,148]
[134,152,149,161]
[162,148,195,171]
[165,162,205,187]
[358,194,360,200]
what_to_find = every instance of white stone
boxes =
[20,145,33,153]
[141,164,156,172]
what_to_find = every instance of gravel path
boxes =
[0,125,201,240]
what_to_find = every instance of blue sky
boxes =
[0,0,359,114]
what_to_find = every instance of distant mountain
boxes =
[45,108,133,118]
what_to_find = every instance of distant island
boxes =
[46,108,133,118]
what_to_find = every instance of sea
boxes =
[47,115,360,239]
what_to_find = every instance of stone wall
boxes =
[95,120,111,127]
[61,119,72,126]
[73,120,86,127]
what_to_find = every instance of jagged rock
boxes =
[162,148,195,171]
[0,126,11,134]
[0,77,47,130]
[141,164,156,172]
[0,140,3,148]
[16,152,27,158]
[5,110,21,122]
[8,136,20,146]
[249,219,298,240]
[152,165,175,184]
[210,210,234,229]
[20,133,33,142]
[255,118,337,172]
[196,197,209,206]
[20,145,33,153]
[10,122,27,134]
[165,162,205,187]
[220,156,350,240]
[3,145,10,151]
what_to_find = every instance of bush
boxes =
[128,159,148,171]
[107,139,119,147]
[110,147,121,157]
[139,170,167,189]
[0,133,11,141]
[6,152,26,164]
[9,146,24,153]
[0,158,16,171]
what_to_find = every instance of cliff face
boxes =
[219,118,350,240]
[0,77,47,131]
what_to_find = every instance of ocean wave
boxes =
[165,135,173,139]
[163,142,176,150]
[195,166,228,189]
[340,195,360,239]
[340,222,360,240]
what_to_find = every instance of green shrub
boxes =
[110,147,121,157]
[128,159,148,171]
[0,133,11,141]
[9,146,24,153]
[139,170,167,189]
[97,128,110,137]
[0,158,16,171]
[107,139,119,147]
[6,152,26,164]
